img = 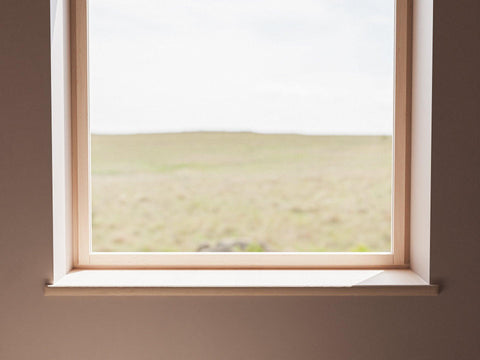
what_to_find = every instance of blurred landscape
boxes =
[91,132,392,252]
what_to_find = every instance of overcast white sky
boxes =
[88,0,395,135]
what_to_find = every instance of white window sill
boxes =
[45,269,439,296]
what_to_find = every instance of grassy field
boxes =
[91,132,392,252]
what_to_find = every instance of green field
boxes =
[92,132,392,252]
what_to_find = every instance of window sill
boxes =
[45,269,439,296]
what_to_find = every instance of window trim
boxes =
[70,0,412,269]
[45,269,439,296]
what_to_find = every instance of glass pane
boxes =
[89,0,394,252]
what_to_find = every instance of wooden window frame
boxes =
[70,0,412,269]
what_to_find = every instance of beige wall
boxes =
[1,0,479,359]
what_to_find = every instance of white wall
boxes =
[1,0,480,359]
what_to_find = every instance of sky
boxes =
[88,0,395,135]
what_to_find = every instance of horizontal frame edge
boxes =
[44,284,439,297]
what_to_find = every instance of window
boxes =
[71,0,412,268]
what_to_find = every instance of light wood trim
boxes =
[393,0,413,265]
[44,285,439,296]
[81,252,398,269]
[71,0,90,266]
[71,0,412,269]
